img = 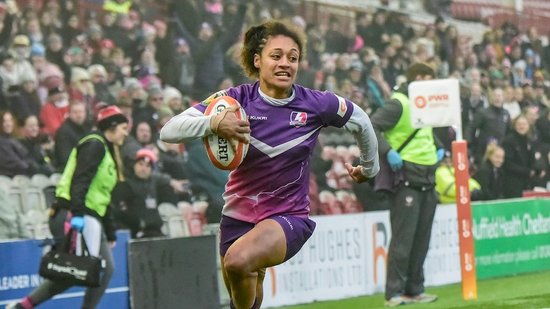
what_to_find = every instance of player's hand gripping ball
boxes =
[203,96,249,170]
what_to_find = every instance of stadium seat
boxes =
[49,173,62,186]
[0,184,29,240]
[158,202,190,237]
[12,175,31,187]
[24,187,48,212]
[166,216,190,238]
[31,174,53,188]
[8,183,25,215]
[158,202,179,220]
[202,223,219,236]
[7,175,49,214]
[22,209,51,239]
[0,175,12,186]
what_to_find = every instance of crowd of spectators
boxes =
[1,0,550,239]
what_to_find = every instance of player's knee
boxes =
[223,251,250,275]
[257,268,266,281]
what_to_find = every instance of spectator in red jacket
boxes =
[39,85,69,137]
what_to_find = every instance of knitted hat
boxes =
[96,105,128,131]
[162,86,182,105]
[174,37,188,47]
[147,83,163,98]
[19,70,36,83]
[71,67,91,83]
[88,64,107,78]
[31,43,46,57]
[39,63,64,81]
[67,46,84,56]
[135,148,157,164]
[406,62,435,83]
[124,78,142,93]
[13,34,30,46]
[100,39,115,49]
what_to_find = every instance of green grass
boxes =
[278,270,550,309]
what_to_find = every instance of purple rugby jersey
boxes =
[194,82,353,223]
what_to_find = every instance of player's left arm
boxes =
[343,104,380,181]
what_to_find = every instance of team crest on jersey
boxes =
[336,95,347,117]
[290,112,307,127]
[200,90,228,107]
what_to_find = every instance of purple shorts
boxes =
[219,215,316,262]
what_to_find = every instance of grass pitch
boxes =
[279,270,550,309]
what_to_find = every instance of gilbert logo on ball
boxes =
[203,96,249,170]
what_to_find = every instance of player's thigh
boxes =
[226,219,287,271]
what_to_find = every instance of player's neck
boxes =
[258,86,295,106]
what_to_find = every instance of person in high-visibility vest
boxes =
[370,62,444,307]
[102,0,133,15]
[435,153,482,204]
[8,105,128,309]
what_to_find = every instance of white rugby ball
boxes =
[203,96,249,170]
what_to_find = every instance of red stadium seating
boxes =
[451,0,550,33]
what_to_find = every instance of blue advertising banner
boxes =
[0,231,130,308]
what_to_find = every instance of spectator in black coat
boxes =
[19,115,55,176]
[324,16,354,54]
[461,82,488,133]
[44,33,65,71]
[103,14,139,63]
[112,148,189,238]
[0,110,36,177]
[88,64,116,105]
[502,115,545,198]
[173,2,246,100]
[0,4,16,51]
[536,108,550,154]
[162,37,196,95]
[156,138,188,181]
[132,84,164,135]
[474,143,505,200]
[54,101,90,170]
[364,10,390,53]
[466,88,511,165]
[10,73,41,124]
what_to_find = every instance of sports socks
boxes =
[20,296,34,309]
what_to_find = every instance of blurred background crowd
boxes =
[2,0,550,239]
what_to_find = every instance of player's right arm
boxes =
[160,107,216,143]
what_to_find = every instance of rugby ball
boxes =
[203,96,249,170]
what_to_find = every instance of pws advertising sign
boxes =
[408,79,461,129]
